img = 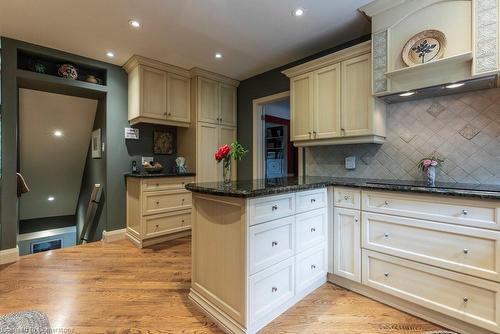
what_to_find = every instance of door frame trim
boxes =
[252,91,290,180]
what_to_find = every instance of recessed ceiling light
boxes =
[53,130,62,137]
[106,51,115,58]
[129,19,141,28]
[399,91,415,97]
[215,53,223,59]
[293,8,305,16]
[48,196,55,201]
[445,82,465,89]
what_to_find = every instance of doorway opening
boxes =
[252,92,298,180]
[17,89,100,256]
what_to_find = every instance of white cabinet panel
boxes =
[333,207,361,282]
[296,209,327,253]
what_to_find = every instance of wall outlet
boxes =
[345,156,356,170]
[142,156,153,165]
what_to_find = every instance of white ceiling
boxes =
[0,0,372,80]
[19,89,97,221]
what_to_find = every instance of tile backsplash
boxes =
[305,88,500,185]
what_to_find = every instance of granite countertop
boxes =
[185,176,500,200]
[125,172,196,178]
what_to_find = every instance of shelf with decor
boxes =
[17,50,107,86]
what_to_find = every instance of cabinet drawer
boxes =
[144,210,191,238]
[296,209,327,253]
[334,187,361,210]
[143,177,194,192]
[249,258,295,324]
[296,188,327,213]
[362,250,500,333]
[249,217,295,275]
[362,190,500,230]
[363,213,500,282]
[249,193,295,226]
[296,244,327,294]
[143,190,192,215]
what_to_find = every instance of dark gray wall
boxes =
[237,35,370,180]
[0,37,128,249]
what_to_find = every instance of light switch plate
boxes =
[142,156,153,165]
[345,156,356,170]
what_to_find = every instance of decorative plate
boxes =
[57,63,78,80]
[402,30,447,67]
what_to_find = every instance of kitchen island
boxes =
[186,177,500,334]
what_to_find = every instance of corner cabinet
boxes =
[284,41,386,146]
[124,56,191,127]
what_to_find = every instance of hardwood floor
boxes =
[0,237,443,333]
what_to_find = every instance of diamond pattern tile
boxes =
[306,88,500,185]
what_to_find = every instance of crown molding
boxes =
[359,0,411,17]
[189,67,240,87]
[123,55,191,77]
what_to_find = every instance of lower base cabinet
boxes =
[331,187,500,334]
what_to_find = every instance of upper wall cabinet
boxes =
[196,75,237,127]
[283,42,386,147]
[360,0,499,95]
[124,56,191,127]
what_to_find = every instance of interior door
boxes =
[314,63,341,139]
[333,207,361,282]
[140,65,167,120]
[166,73,190,123]
[290,73,313,141]
[341,53,372,137]
[197,122,220,182]
[198,77,219,124]
[219,125,237,181]
[219,83,237,127]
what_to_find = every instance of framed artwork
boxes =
[153,130,174,155]
[91,128,102,159]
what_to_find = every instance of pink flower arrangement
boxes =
[215,144,231,162]
[418,155,444,171]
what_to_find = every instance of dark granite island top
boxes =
[125,172,196,178]
[185,176,500,200]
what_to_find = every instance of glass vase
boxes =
[426,166,436,187]
[223,159,232,184]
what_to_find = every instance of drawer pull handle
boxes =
[344,195,350,200]
[384,201,389,207]
[156,201,160,205]
[155,224,159,229]
[384,272,389,277]
[355,217,359,223]
[311,198,316,203]
[272,205,278,211]
[271,241,278,247]
[311,227,316,232]
[463,248,469,254]
[182,220,185,223]
[462,209,468,216]
[311,264,316,270]
[272,287,278,293]
[156,183,159,187]
[463,297,469,303]
[384,233,389,238]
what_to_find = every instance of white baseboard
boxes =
[101,228,127,243]
[0,247,19,265]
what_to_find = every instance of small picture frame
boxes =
[153,130,174,155]
[91,128,102,159]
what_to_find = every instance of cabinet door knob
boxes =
[168,112,171,116]
[156,201,160,205]
[271,241,278,247]
[181,220,185,223]
[463,248,469,254]
[463,297,469,303]
[355,217,359,222]
[311,264,316,270]
[462,209,468,216]
[155,224,159,229]
[271,205,278,211]
[384,272,389,277]
[384,233,389,238]
[344,195,350,200]
[384,200,389,207]
[310,227,316,232]
[310,198,316,203]
[271,287,278,293]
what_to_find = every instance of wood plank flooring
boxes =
[0,237,443,333]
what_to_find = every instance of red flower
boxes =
[215,144,231,162]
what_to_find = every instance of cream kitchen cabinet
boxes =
[124,56,191,127]
[333,206,361,283]
[197,77,237,127]
[284,41,386,146]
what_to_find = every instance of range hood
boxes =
[379,75,498,104]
